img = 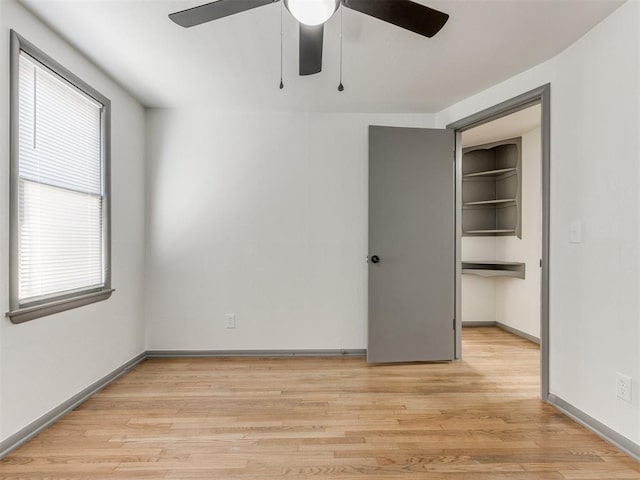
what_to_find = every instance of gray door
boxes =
[368,126,455,363]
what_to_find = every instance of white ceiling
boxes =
[462,103,541,147]
[20,0,624,112]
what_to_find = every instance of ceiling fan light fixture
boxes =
[169,0,450,77]
[284,0,340,26]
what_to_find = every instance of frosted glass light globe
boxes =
[285,0,340,26]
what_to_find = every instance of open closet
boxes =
[460,104,542,343]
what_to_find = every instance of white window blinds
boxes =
[17,51,105,303]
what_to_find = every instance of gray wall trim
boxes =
[0,352,146,459]
[446,85,548,133]
[7,289,114,324]
[540,84,551,401]
[462,321,497,327]
[547,394,640,462]
[146,349,367,358]
[495,322,540,345]
[462,321,541,344]
[9,30,20,316]
[447,83,551,401]
[454,131,463,360]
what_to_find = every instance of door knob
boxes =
[370,255,380,264]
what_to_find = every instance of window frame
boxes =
[7,31,113,324]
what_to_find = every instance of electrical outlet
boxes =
[616,373,632,403]
[225,313,236,329]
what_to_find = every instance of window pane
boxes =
[17,50,105,305]
[19,180,103,301]
[19,53,102,195]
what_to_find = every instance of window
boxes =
[7,31,112,324]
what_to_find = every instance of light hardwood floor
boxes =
[1,327,638,479]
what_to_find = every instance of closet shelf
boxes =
[464,198,516,206]
[462,138,521,238]
[463,167,517,178]
[462,261,525,280]
[464,229,516,235]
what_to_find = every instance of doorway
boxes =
[448,85,551,399]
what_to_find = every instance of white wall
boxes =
[438,0,639,447]
[495,127,542,338]
[0,0,146,440]
[145,110,435,350]
[461,237,496,324]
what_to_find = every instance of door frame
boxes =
[447,84,551,400]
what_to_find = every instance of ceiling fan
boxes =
[169,0,449,76]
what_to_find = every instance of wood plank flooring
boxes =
[1,327,638,479]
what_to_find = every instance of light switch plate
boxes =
[570,221,583,243]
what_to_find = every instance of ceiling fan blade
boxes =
[169,0,278,28]
[342,0,448,38]
[299,23,323,76]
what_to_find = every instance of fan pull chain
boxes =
[279,0,284,89]
[338,6,344,92]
